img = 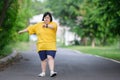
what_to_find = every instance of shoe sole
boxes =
[50,73,57,77]
[38,75,45,77]
[38,74,45,77]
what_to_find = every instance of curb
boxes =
[0,50,18,64]
[0,50,19,71]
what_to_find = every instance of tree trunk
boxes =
[116,35,120,49]
[91,38,95,48]
[80,37,87,46]
[0,0,12,27]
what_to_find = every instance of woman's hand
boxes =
[43,24,48,28]
[18,31,23,34]
[43,24,54,29]
[18,28,28,34]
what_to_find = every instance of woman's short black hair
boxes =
[42,12,53,22]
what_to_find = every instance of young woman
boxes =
[18,12,57,77]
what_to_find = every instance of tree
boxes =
[46,0,84,45]
[81,0,120,46]
[0,0,13,27]
[0,0,35,56]
[45,0,120,47]
[0,0,19,51]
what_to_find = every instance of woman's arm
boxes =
[18,28,28,34]
[47,24,54,29]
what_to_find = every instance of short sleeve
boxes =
[27,25,36,35]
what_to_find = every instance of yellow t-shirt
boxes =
[27,21,57,52]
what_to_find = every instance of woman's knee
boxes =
[41,59,47,62]
[47,55,54,60]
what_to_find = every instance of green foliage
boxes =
[0,44,13,57]
[31,0,50,15]
[14,0,33,41]
[0,0,18,50]
[47,0,82,26]
[0,0,35,56]
[46,0,120,46]
[46,0,84,44]
[80,0,120,46]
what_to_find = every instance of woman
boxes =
[18,12,57,77]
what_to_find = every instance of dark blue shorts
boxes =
[38,50,56,61]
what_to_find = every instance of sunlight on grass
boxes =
[0,42,36,59]
[64,46,120,61]
[13,42,36,51]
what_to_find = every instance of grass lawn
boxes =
[63,46,120,61]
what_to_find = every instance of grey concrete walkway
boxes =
[0,45,120,80]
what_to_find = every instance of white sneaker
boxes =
[38,72,45,77]
[50,72,57,77]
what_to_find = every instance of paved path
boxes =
[0,45,120,80]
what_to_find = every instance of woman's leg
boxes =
[47,51,57,77]
[41,59,47,73]
[47,55,55,72]
[38,59,47,77]
[38,51,47,77]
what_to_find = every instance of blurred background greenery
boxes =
[0,0,120,60]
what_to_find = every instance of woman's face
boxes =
[44,15,51,24]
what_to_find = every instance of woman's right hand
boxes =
[18,29,28,34]
[18,31,22,34]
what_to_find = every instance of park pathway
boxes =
[0,44,120,80]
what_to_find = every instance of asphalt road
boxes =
[0,46,120,80]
